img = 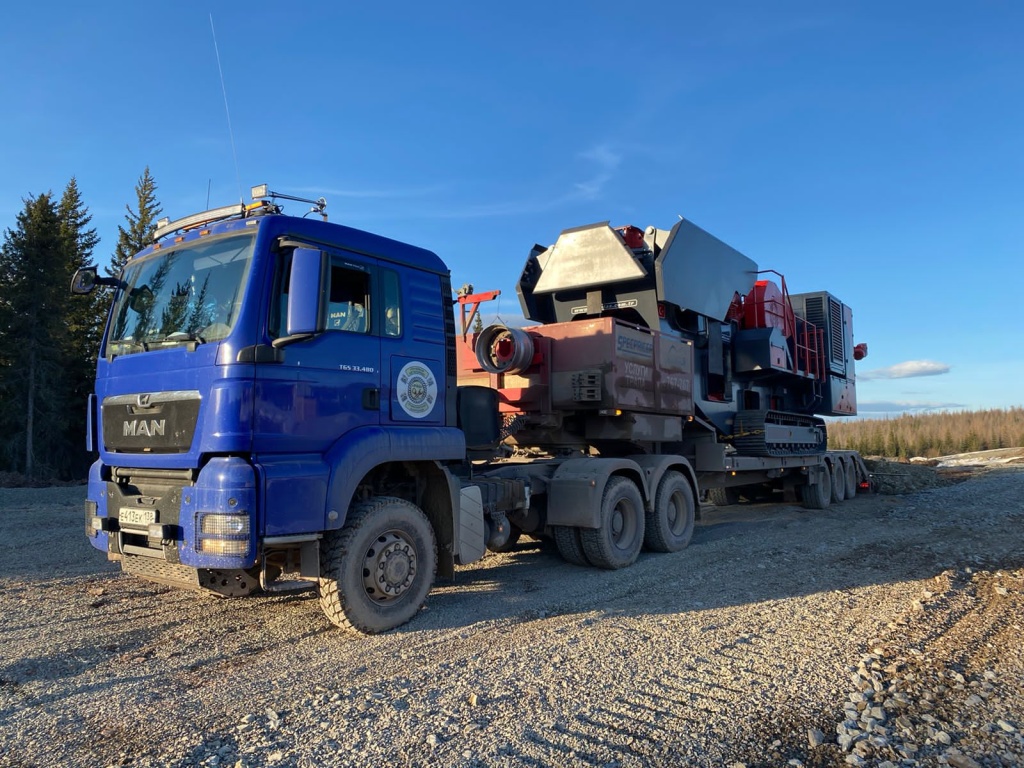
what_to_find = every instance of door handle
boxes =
[362,388,380,410]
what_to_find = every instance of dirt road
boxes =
[1,466,1022,768]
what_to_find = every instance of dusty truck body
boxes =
[72,189,868,633]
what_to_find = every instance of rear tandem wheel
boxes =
[801,466,832,510]
[580,476,645,570]
[644,471,695,553]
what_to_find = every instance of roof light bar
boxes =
[152,203,247,242]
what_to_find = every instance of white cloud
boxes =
[858,360,951,381]
[573,143,622,200]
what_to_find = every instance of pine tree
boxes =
[59,177,103,477]
[473,311,484,334]
[0,193,72,478]
[110,167,162,276]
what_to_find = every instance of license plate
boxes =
[120,507,157,529]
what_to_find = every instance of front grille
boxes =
[102,391,200,453]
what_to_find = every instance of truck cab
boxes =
[76,193,485,632]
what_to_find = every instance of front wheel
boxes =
[319,497,437,634]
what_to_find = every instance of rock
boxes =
[996,719,1017,732]
[965,694,983,707]
[935,730,951,745]
[468,692,480,706]
[808,728,825,748]
[946,754,983,768]
[426,734,439,748]
[268,751,283,763]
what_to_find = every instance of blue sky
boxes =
[2,2,1022,416]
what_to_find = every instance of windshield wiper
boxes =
[164,331,208,344]
[108,339,150,359]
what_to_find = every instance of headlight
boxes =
[200,514,250,536]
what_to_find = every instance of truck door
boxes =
[377,265,447,428]
[258,248,382,451]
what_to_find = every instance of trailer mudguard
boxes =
[546,457,649,529]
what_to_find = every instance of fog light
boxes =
[201,514,250,536]
[90,517,103,532]
[199,538,249,556]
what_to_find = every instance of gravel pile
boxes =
[2,467,1023,768]
[862,459,960,495]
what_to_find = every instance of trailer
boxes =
[72,188,869,634]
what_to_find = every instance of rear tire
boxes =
[553,526,589,566]
[831,461,847,503]
[801,467,832,510]
[844,459,858,499]
[580,476,645,570]
[318,497,436,634]
[644,471,695,553]
[706,486,741,506]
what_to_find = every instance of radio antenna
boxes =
[210,14,243,203]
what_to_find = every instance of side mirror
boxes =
[128,285,154,314]
[274,248,326,347]
[70,267,98,295]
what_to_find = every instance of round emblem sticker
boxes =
[397,361,437,419]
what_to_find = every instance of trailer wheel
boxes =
[553,526,590,566]
[831,461,847,503]
[318,497,437,634]
[801,467,832,510]
[844,459,857,499]
[645,471,695,553]
[580,476,645,570]
[706,487,741,506]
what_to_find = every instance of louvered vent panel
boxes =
[828,297,845,366]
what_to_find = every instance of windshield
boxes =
[108,233,255,357]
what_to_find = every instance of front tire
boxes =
[580,476,645,569]
[319,497,437,634]
[645,471,695,553]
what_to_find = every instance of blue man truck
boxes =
[72,187,869,634]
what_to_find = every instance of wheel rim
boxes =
[666,490,687,535]
[362,529,418,603]
[611,497,637,550]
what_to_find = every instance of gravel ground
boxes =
[1,466,1023,768]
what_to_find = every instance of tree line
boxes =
[827,407,1024,459]
[0,169,162,480]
